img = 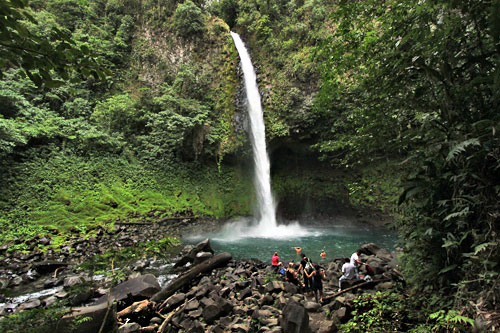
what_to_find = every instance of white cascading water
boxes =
[231,32,276,228]
[228,32,307,239]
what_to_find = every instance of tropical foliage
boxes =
[1,0,499,328]
[313,0,500,317]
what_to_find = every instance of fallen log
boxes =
[323,278,391,304]
[150,252,232,303]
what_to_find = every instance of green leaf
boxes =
[438,264,457,274]
[446,138,480,162]
[473,242,496,255]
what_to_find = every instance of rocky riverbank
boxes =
[0,214,402,332]
[0,217,224,313]
[31,239,401,332]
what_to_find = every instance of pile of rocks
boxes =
[60,239,401,332]
[0,233,402,332]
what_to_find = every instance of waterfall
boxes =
[231,32,277,231]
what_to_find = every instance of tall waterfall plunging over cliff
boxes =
[231,32,277,232]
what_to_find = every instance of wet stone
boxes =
[18,298,41,311]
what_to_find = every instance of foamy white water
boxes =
[230,32,309,238]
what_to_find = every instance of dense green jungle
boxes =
[0,0,499,331]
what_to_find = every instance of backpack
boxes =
[305,259,314,274]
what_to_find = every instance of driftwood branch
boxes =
[158,301,188,333]
[150,252,232,303]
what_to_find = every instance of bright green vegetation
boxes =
[340,290,474,332]
[0,152,253,247]
[0,0,251,246]
[0,306,71,333]
[1,0,499,329]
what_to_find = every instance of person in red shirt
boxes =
[272,252,282,272]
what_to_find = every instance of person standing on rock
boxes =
[306,264,326,303]
[339,258,359,291]
[350,249,362,266]
[298,253,313,295]
[350,249,363,276]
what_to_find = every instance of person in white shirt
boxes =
[339,258,359,291]
[350,249,361,266]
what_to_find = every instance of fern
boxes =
[446,138,480,161]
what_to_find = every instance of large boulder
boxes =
[174,238,214,269]
[95,274,161,304]
[280,300,311,333]
[55,301,117,333]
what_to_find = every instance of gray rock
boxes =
[231,323,250,332]
[285,283,299,294]
[376,281,393,290]
[329,296,347,311]
[163,292,186,311]
[44,277,63,288]
[262,318,279,327]
[174,239,214,269]
[201,297,216,307]
[18,299,41,311]
[54,302,117,333]
[260,294,274,306]
[194,251,213,265]
[238,287,252,300]
[252,309,273,319]
[304,301,321,312]
[277,295,288,309]
[203,304,222,324]
[149,317,163,325]
[118,322,141,333]
[188,308,203,318]
[43,296,58,308]
[280,300,311,333]
[185,298,200,311]
[70,290,92,306]
[219,316,233,327]
[266,280,284,293]
[63,275,84,288]
[118,323,141,333]
[95,274,160,304]
[10,275,23,286]
[132,260,149,271]
[334,307,349,324]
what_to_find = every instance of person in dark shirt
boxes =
[306,264,326,303]
[298,253,313,295]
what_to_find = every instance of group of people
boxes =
[271,247,371,302]
[271,249,327,303]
